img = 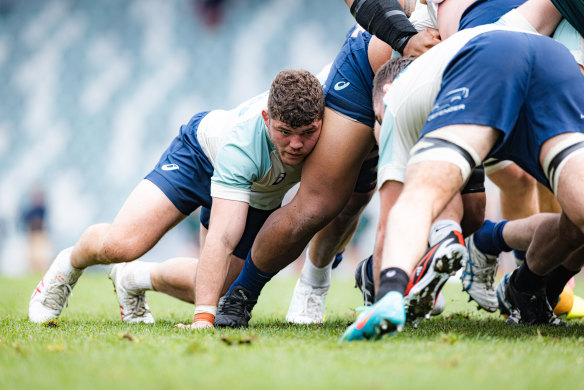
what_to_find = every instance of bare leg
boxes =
[526,134,584,275]
[308,189,374,267]
[382,125,499,274]
[487,163,539,220]
[502,213,559,252]
[71,180,185,269]
[150,256,244,303]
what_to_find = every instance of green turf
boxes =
[2,273,584,390]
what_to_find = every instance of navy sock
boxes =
[473,220,512,256]
[227,252,276,301]
[366,255,373,281]
[375,267,409,301]
[332,249,345,269]
[545,265,578,305]
[513,250,526,266]
[514,260,545,293]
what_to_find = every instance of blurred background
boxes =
[0,0,504,277]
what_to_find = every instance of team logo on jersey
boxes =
[334,81,350,91]
[162,164,179,171]
[272,172,286,185]
[427,87,469,121]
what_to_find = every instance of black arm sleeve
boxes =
[551,0,584,37]
[350,0,418,54]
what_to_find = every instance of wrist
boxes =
[194,305,217,324]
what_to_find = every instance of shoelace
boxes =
[218,295,254,317]
[125,293,148,317]
[303,288,326,317]
[464,255,497,291]
[42,281,73,311]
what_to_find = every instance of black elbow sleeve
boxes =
[350,0,418,54]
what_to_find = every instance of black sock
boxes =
[545,265,579,304]
[514,261,546,293]
[375,267,409,301]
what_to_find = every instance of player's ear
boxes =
[261,109,270,127]
[383,83,391,93]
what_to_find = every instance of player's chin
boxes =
[283,152,305,165]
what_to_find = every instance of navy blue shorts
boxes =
[324,26,378,192]
[324,25,375,128]
[420,31,584,188]
[146,111,214,215]
[200,205,277,259]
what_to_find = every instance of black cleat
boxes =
[505,271,567,326]
[214,286,257,328]
[354,256,375,306]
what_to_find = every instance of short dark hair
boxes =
[268,70,325,128]
[372,56,415,103]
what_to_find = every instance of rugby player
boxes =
[28,70,325,327]
[342,16,584,340]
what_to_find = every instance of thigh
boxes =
[107,179,186,256]
[296,108,376,217]
[554,152,584,231]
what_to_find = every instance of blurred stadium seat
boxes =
[0,0,356,274]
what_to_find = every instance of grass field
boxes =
[2,272,584,390]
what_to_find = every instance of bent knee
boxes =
[99,234,149,264]
[559,213,584,247]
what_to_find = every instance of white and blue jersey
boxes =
[145,67,330,258]
[195,93,302,211]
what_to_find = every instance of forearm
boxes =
[194,236,234,307]
[349,0,418,54]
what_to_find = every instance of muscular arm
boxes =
[194,198,248,308]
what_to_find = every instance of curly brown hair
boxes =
[268,69,325,128]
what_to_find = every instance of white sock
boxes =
[428,220,462,247]
[123,261,154,291]
[300,250,331,288]
[56,247,82,280]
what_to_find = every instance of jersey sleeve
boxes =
[210,132,261,204]
[377,108,407,185]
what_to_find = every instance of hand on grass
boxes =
[175,321,214,330]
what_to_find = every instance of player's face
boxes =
[263,110,322,166]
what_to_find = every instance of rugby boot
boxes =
[354,255,375,306]
[214,286,257,328]
[461,234,499,312]
[286,278,328,324]
[29,247,83,323]
[108,263,154,324]
[505,271,567,326]
[404,230,467,326]
[340,291,405,342]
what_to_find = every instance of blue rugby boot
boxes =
[340,291,405,342]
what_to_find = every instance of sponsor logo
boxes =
[334,81,350,91]
[162,164,179,171]
[272,172,286,185]
[427,87,469,121]
[384,269,396,279]
[581,114,584,119]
